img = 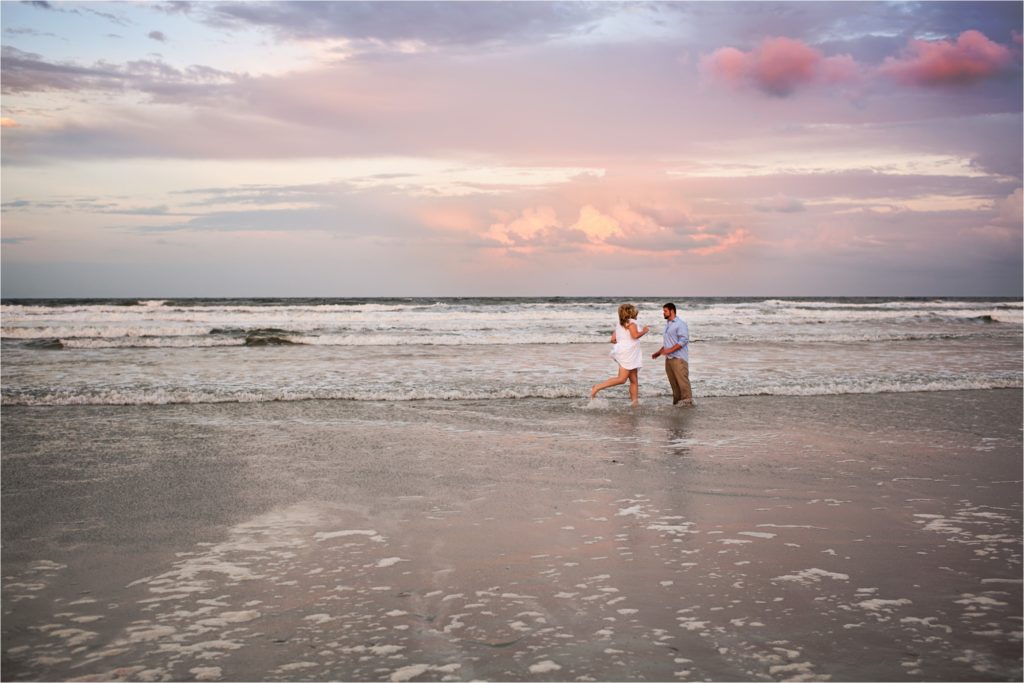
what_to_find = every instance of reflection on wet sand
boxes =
[2,391,1021,681]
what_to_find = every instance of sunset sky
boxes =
[2,1,1021,297]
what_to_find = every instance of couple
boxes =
[590,302,693,407]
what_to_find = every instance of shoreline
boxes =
[4,384,1023,409]
[2,389,1021,681]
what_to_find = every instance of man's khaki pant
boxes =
[665,358,693,405]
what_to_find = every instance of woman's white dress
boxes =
[610,319,643,370]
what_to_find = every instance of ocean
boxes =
[1,297,1021,406]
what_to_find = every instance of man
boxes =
[652,302,693,406]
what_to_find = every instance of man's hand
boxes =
[652,350,661,359]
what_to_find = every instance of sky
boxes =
[1,1,1022,298]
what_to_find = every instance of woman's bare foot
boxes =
[590,385,599,399]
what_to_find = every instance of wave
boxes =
[57,337,245,349]
[3,297,1019,353]
[6,328,1016,349]
[6,309,1019,343]
[22,338,65,350]
[243,333,302,347]
[2,326,215,339]
[4,377,1019,407]
[33,333,601,349]
[3,297,1019,315]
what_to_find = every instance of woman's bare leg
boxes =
[592,365,630,398]
[628,369,639,404]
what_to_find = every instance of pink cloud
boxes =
[689,228,751,256]
[479,198,752,260]
[701,46,749,88]
[701,37,859,96]
[880,30,1014,87]
[484,206,590,252]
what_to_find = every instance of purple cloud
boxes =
[190,1,609,47]
[0,46,237,96]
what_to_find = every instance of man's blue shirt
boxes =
[663,318,689,362]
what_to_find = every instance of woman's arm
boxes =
[627,322,650,340]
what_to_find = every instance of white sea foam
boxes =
[4,298,1019,347]
[375,557,407,568]
[313,530,383,541]
[528,660,562,674]
[772,568,850,584]
[856,598,913,611]
[4,297,1019,405]
[190,667,222,682]
[389,664,430,682]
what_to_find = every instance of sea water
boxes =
[1,297,1020,406]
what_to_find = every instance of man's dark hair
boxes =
[663,302,677,312]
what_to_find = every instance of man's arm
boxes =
[653,342,683,359]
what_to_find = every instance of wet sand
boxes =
[2,390,1021,681]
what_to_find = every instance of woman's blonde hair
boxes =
[618,303,638,327]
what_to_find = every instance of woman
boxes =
[591,303,649,405]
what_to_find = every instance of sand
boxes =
[2,390,1021,681]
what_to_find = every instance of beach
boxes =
[4,0,1023,678]
[2,389,1021,682]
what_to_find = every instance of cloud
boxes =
[483,204,621,253]
[85,7,133,27]
[1,117,20,128]
[4,26,60,38]
[0,46,124,92]
[969,188,1024,241]
[701,37,860,97]
[485,206,580,250]
[753,195,805,213]
[880,30,1015,87]
[153,2,193,15]
[5,23,1018,167]
[570,205,621,241]
[994,187,1024,226]
[148,30,168,42]
[0,46,238,97]
[190,1,609,48]
[482,200,751,258]
[700,29,1018,96]
[688,228,751,256]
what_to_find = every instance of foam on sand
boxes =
[772,568,850,584]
